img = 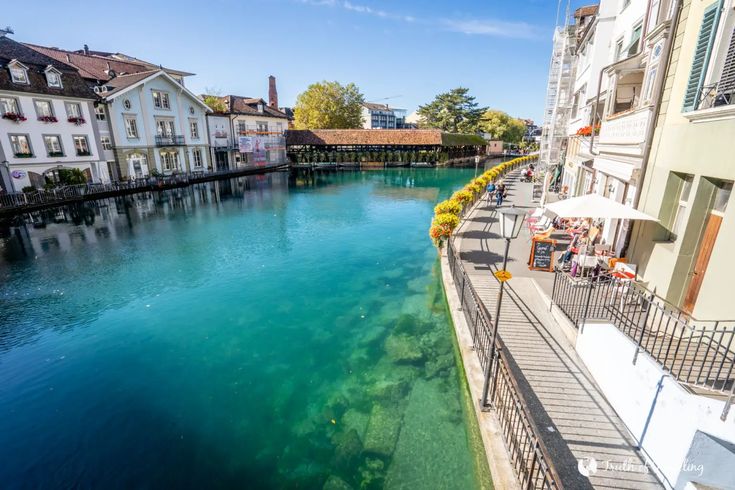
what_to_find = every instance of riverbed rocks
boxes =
[362,403,403,457]
[384,332,424,364]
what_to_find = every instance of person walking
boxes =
[486,180,496,205]
[496,180,506,206]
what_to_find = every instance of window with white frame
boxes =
[238,121,247,133]
[626,24,643,57]
[257,121,268,132]
[152,91,170,109]
[100,136,112,150]
[160,151,179,171]
[95,105,106,121]
[683,1,735,111]
[125,117,139,138]
[45,69,62,88]
[192,148,203,168]
[0,96,21,115]
[9,134,32,156]
[9,62,29,84]
[643,40,665,103]
[44,135,63,156]
[614,38,624,62]
[156,119,175,136]
[65,102,82,118]
[34,100,54,118]
[190,119,199,139]
[74,135,91,156]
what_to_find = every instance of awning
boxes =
[544,193,657,220]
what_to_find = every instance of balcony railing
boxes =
[154,134,185,146]
[551,269,735,418]
[697,82,735,111]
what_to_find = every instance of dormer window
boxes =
[257,103,263,113]
[8,60,29,85]
[45,66,63,88]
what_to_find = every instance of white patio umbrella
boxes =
[544,193,658,221]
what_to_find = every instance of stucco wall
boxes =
[576,322,735,489]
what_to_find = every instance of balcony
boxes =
[597,106,653,157]
[697,82,735,111]
[154,134,185,146]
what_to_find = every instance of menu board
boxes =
[530,239,555,271]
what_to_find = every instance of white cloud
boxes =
[295,0,536,38]
[442,19,538,39]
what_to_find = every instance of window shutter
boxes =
[682,2,722,111]
[717,27,735,96]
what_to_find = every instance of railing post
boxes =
[633,291,656,365]
[526,439,539,490]
[550,267,559,312]
[722,381,735,421]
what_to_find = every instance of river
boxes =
[0,168,491,489]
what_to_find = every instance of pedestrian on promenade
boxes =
[486,180,496,204]
[496,180,506,206]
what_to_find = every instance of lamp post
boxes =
[474,155,481,177]
[481,206,526,409]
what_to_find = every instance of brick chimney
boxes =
[268,75,278,109]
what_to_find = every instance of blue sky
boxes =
[6,0,590,123]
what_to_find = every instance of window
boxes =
[9,63,28,84]
[257,121,268,132]
[192,148,203,168]
[648,0,662,32]
[65,102,82,118]
[238,121,247,133]
[34,100,54,118]
[160,151,179,171]
[683,2,722,111]
[614,38,624,62]
[713,181,732,214]
[45,69,62,88]
[74,136,91,156]
[101,136,112,151]
[156,119,175,136]
[190,120,199,139]
[627,24,643,57]
[95,105,106,121]
[670,174,693,240]
[0,96,20,115]
[44,135,63,156]
[125,117,139,138]
[152,91,170,109]
[9,134,32,157]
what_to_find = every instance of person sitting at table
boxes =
[561,231,585,266]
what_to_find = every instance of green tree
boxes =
[479,110,527,143]
[416,87,485,133]
[203,95,226,113]
[294,81,365,129]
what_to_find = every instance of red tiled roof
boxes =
[574,5,598,18]
[23,43,192,81]
[285,129,486,147]
[213,95,289,119]
[99,70,159,98]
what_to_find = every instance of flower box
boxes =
[38,115,58,123]
[76,151,91,156]
[48,151,64,157]
[3,112,27,122]
[14,152,33,158]
[68,116,86,125]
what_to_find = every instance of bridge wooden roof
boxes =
[285,129,486,147]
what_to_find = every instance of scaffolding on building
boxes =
[540,24,577,169]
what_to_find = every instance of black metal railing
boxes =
[443,155,560,489]
[447,237,560,490]
[697,82,735,110]
[154,134,185,146]
[551,269,735,398]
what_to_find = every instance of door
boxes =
[683,212,723,313]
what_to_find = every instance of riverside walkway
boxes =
[451,171,662,489]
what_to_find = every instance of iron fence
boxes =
[551,269,735,398]
[445,159,561,490]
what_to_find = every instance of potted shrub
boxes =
[2,112,27,122]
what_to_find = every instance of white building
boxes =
[25,42,204,181]
[206,92,289,170]
[95,70,211,179]
[0,34,107,191]
[362,103,402,129]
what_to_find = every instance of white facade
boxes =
[102,71,211,179]
[0,91,107,190]
[230,112,287,168]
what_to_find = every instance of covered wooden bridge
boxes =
[285,129,487,167]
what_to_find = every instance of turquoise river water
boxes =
[0,168,491,489]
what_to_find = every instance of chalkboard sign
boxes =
[529,239,555,271]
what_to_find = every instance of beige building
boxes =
[629,0,735,318]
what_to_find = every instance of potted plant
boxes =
[68,116,86,125]
[38,115,58,123]
[2,112,27,122]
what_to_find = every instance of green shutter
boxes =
[682,2,723,111]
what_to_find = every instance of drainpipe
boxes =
[623,0,683,257]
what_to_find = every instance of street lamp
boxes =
[481,206,526,409]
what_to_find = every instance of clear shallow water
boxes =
[0,169,490,489]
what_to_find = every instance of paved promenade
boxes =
[453,172,662,489]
